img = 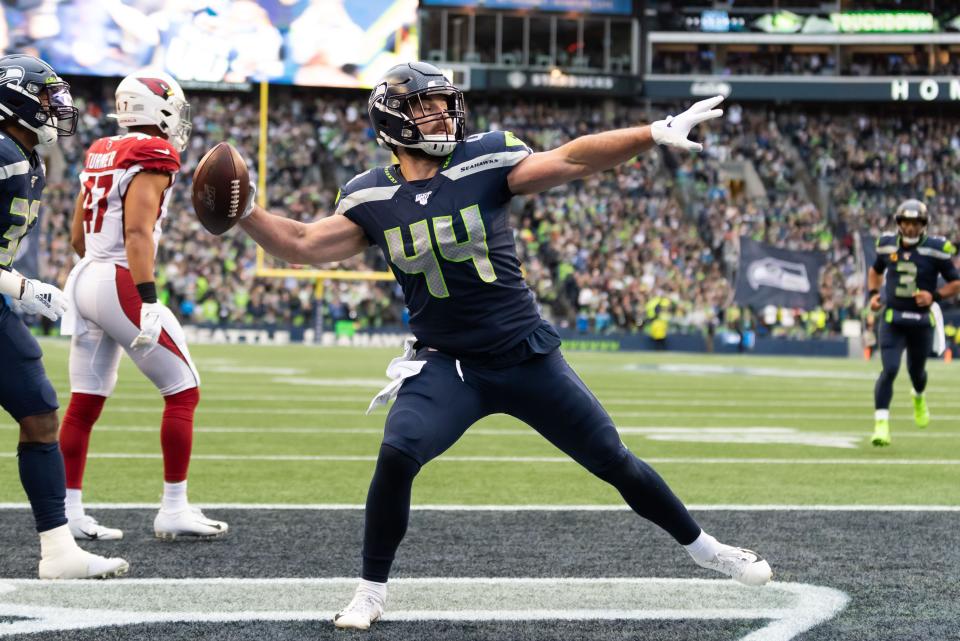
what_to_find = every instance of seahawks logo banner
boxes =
[734,237,826,310]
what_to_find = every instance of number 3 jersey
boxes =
[336,131,550,359]
[873,233,959,312]
[0,133,45,273]
[78,133,180,267]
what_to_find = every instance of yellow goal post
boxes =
[252,80,395,301]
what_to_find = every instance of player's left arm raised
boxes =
[507,96,723,196]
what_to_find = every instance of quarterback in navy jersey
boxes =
[867,199,960,446]
[0,54,127,579]
[239,61,772,629]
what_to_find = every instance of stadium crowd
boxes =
[28,80,959,340]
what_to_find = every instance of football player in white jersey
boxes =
[59,70,228,541]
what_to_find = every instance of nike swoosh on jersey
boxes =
[153,148,171,155]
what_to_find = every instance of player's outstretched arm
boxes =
[508,95,724,196]
[240,205,368,265]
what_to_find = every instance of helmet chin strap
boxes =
[412,135,457,156]
[19,119,58,148]
[35,125,58,148]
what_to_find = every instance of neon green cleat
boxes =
[871,418,891,447]
[912,392,930,428]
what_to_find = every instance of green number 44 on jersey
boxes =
[385,204,496,298]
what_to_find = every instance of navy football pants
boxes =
[874,317,932,410]
[0,302,59,420]
[361,348,701,582]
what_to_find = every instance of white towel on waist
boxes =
[60,256,93,337]
[366,337,426,414]
[931,302,945,356]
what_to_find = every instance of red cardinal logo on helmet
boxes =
[136,77,174,98]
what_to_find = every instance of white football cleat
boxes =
[154,506,228,540]
[333,586,386,630]
[68,514,123,541]
[695,545,773,586]
[39,548,129,580]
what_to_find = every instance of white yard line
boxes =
[0,452,946,465]
[17,406,959,419]
[0,577,848,641]
[1,503,955,511]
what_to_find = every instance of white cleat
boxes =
[696,545,773,586]
[39,548,129,580]
[68,514,123,541]
[154,506,228,540]
[333,586,386,630]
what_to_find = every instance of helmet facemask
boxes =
[159,98,192,152]
[372,86,465,157]
[32,81,78,147]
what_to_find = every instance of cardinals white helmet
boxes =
[109,70,191,151]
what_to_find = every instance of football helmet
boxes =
[109,70,191,152]
[368,61,465,157]
[894,198,927,245]
[0,54,77,148]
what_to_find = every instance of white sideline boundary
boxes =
[0,503,957,511]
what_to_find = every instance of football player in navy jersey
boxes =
[867,199,960,446]
[0,54,127,579]
[237,61,772,629]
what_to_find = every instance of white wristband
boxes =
[0,269,24,299]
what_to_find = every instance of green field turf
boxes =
[2,339,957,506]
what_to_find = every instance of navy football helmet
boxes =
[368,61,465,157]
[894,199,927,245]
[0,54,78,147]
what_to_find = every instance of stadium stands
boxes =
[32,81,959,339]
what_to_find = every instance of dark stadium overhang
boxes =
[642,75,960,102]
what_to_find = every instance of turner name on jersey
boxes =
[79,133,180,267]
[0,134,45,271]
[335,130,542,358]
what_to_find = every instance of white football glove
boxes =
[130,301,164,352]
[650,95,725,152]
[240,181,257,220]
[20,278,68,321]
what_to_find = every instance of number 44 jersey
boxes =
[78,133,180,267]
[336,130,546,358]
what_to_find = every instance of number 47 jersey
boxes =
[78,133,180,267]
[336,131,543,358]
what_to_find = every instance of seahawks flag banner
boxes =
[733,237,826,310]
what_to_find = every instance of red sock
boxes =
[60,393,107,489]
[161,387,199,483]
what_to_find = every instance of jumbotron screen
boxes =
[421,0,632,14]
[0,0,418,88]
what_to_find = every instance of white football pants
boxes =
[67,260,199,397]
